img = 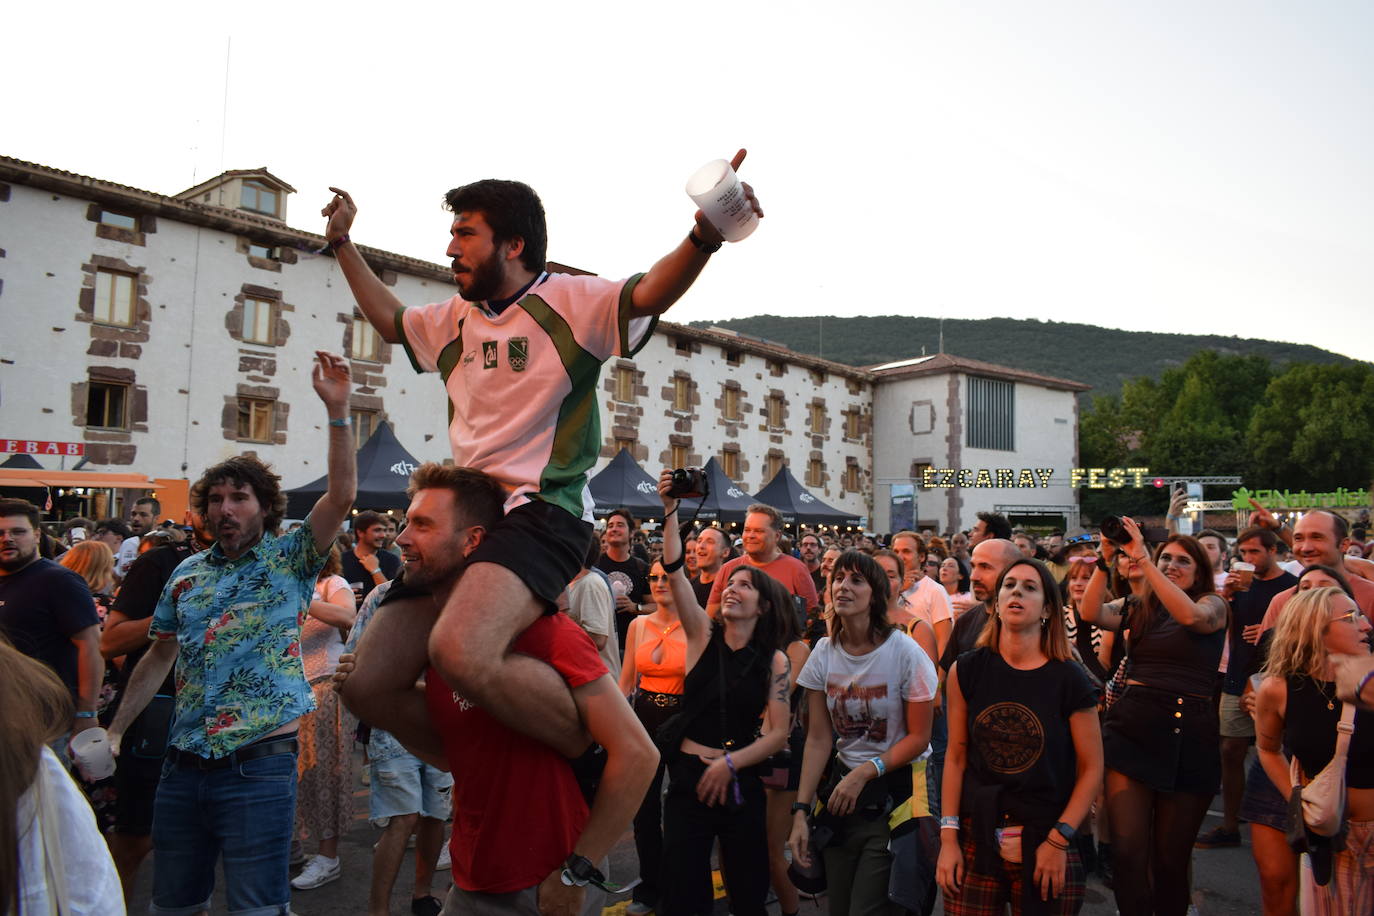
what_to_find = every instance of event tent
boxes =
[754,465,863,530]
[285,422,422,517]
[676,457,758,525]
[586,449,665,519]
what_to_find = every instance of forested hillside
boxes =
[689,315,1361,399]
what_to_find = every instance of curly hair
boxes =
[444,179,548,274]
[189,455,286,532]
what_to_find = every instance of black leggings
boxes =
[631,693,680,906]
[660,752,770,916]
[1106,769,1212,916]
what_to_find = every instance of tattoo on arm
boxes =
[774,656,792,705]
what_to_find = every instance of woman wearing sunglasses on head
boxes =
[1079,519,1227,916]
[618,555,689,915]
[1255,586,1374,914]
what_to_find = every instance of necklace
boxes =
[1315,679,1336,711]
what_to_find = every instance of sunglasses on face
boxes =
[1067,556,1097,565]
[647,574,670,582]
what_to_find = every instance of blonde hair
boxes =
[58,539,114,593]
[1262,586,1347,681]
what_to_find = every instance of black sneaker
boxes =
[411,895,443,916]
[1195,826,1242,848]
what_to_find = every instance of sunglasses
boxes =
[1066,555,1097,565]
[647,574,670,582]
[1065,533,1097,545]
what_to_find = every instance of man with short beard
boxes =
[937,538,1022,673]
[705,504,817,620]
[106,352,356,914]
[890,531,953,662]
[325,160,762,763]
[115,496,161,579]
[343,509,402,604]
[968,511,1012,547]
[1258,509,1374,631]
[597,508,650,655]
[339,464,657,915]
[798,530,825,595]
[1043,530,1068,582]
[950,531,970,564]
[691,526,730,608]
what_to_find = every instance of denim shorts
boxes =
[151,747,296,915]
[369,753,454,823]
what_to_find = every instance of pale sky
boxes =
[7,1,1371,361]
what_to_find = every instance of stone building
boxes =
[0,156,1087,531]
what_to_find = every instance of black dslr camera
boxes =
[1098,515,1132,547]
[666,467,709,500]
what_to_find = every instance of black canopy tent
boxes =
[586,449,665,520]
[285,422,422,517]
[676,457,758,526]
[754,465,863,530]
[0,454,44,469]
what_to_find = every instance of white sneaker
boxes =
[435,844,451,871]
[291,855,341,890]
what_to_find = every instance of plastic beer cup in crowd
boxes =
[685,159,758,242]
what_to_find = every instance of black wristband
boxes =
[688,228,723,254]
[662,554,686,574]
[329,233,350,251]
[792,801,813,816]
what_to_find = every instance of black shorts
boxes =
[467,500,593,612]
[1103,683,1220,795]
[112,744,163,836]
[379,500,591,613]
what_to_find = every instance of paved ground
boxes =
[126,750,1263,914]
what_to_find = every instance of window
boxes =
[725,349,742,366]
[99,210,138,230]
[237,398,274,442]
[807,458,824,487]
[765,454,783,481]
[721,449,740,479]
[674,337,692,356]
[351,408,377,442]
[351,318,382,361]
[966,376,1015,451]
[672,376,690,412]
[671,445,689,468]
[810,368,827,386]
[845,464,861,491]
[844,408,862,439]
[810,403,826,434]
[723,386,741,420]
[614,366,634,403]
[240,181,279,216]
[766,395,784,428]
[248,243,278,260]
[94,268,136,326]
[242,297,275,345]
[767,359,784,377]
[614,435,636,455]
[86,382,128,429]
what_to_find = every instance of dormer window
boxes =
[241,181,279,217]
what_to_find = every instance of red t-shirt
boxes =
[707,553,819,611]
[424,613,607,893]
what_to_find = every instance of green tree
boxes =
[1246,363,1374,492]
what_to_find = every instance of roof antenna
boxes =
[938,317,945,354]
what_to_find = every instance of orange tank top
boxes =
[636,619,686,695]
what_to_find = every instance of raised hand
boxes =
[312,350,352,413]
[321,187,357,243]
[693,148,764,245]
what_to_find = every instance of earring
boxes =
[1040,616,1049,628]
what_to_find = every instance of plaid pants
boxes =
[943,828,1086,916]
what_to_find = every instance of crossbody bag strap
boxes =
[35,757,69,915]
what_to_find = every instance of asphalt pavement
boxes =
[126,749,1263,914]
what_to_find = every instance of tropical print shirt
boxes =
[342,580,409,764]
[150,521,326,757]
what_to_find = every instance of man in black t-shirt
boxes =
[595,508,649,658]
[0,498,102,733]
[100,517,207,904]
[1196,526,1297,849]
[940,539,1021,673]
[342,510,403,604]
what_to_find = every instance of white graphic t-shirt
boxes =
[797,629,939,767]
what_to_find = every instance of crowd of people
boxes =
[5,159,1374,916]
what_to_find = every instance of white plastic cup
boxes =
[70,728,117,781]
[685,159,758,242]
[611,580,627,599]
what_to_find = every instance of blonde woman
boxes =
[1255,586,1374,914]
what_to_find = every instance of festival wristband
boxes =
[869,756,886,777]
[74,711,97,719]
[940,815,960,830]
[329,233,350,251]
[328,417,349,427]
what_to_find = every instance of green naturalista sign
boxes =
[1231,486,1372,510]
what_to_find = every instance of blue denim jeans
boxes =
[151,749,298,915]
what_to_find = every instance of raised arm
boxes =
[322,188,406,342]
[305,351,357,556]
[1079,541,1125,632]
[1119,516,1226,634]
[658,470,711,662]
[628,150,764,318]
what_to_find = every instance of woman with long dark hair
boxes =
[940,555,975,618]
[787,549,938,915]
[1079,521,1227,916]
[1256,586,1374,913]
[938,558,1102,914]
[655,471,792,916]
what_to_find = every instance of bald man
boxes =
[938,538,1022,673]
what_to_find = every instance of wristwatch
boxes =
[791,801,813,817]
[1095,555,1111,575]
[560,854,607,889]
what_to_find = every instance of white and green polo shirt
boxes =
[396,271,654,521]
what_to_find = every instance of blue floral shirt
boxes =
[150,521,327,758]
[343,580,410,764]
